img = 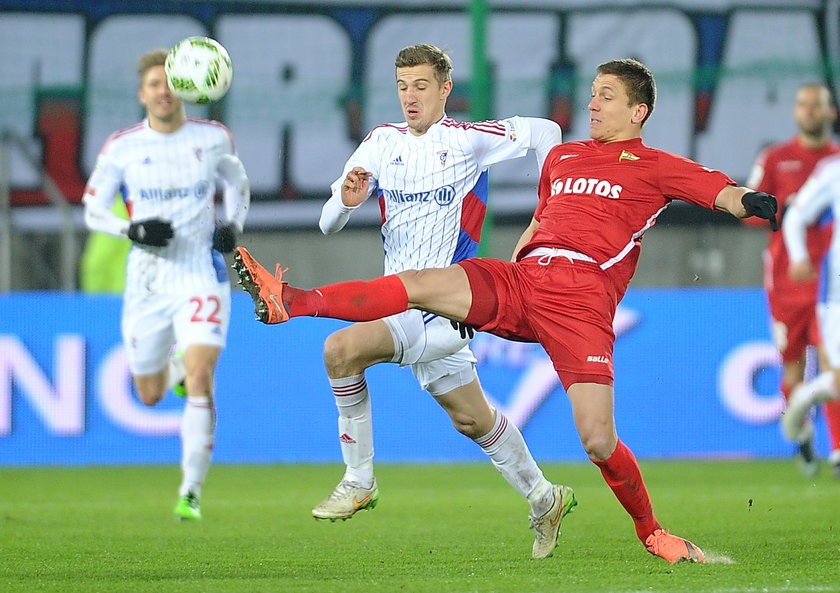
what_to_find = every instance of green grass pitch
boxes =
[1,460,837,593]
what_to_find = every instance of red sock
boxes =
[285,275,408,321]
[591,440,660,542]
[824,400,840,451]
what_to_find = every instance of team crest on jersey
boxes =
[618,150,639,162]
[437,150,448,167]
[193,147,203,162]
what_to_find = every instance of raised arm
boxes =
[521,117,563,170]
[217,154,250,233]
[211,153,251,253]
[319,166,373,235]
[83,151,129,238]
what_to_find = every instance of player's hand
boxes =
[789,260,816,283]
[450,320,475,339]
[341,167,372,207]
[127,218,174,247]
[741,191,779,231]
[213,223,237,253]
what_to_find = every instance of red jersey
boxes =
[747,137,839,305]
[523,137,734,287]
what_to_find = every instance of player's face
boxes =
[588,74,647,142]
[139,65,185,130]
[396,64,452,136]
[794,86,836,139]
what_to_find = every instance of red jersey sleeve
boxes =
[657,150,735,210]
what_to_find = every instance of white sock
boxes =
[799,371,840,405]
[179,396,214,497]
[331,374,374,487]
[167,353,186,390]
[474,411,553,516]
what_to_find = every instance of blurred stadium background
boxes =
[0,0,836,465]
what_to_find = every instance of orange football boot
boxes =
[644,528,705,563]
[232,246,290,324]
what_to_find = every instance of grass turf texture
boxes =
[0,460,837,593]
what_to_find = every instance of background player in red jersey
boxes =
[746,83,840,477]
[233,59,778,563]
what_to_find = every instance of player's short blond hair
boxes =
[137,49,169,86]
[395,44,453,86]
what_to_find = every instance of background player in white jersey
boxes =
[82,48,250,520]
[312,44,568,558]
[782,153,840,474]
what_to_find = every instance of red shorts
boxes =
[458,256,619,390]
[767,295,821,362]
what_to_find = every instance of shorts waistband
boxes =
[522,247,597,264]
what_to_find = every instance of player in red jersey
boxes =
[233,59,778,563]
[746,83,840,477]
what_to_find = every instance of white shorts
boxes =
[382,310,477,394]
[121,282,231,376]
[818,303,840,368]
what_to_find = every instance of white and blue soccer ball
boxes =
[165,36,233,104]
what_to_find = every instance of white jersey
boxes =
[321,115,561,275]
[783,152,840,303]
[83,117,250,295]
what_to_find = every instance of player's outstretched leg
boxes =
[644,529,704,563]
[232,246,290,324]
[311,478,379,522]
[530,484,577,559]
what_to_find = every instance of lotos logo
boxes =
[550,177,623,200]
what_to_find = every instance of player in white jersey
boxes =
[782,152,840,472]
[82,49,250,519]
[311,44,571,558]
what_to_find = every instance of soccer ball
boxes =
[165,36,233,104]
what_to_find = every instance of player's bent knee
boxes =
[323,330,378,377]
[579,433,615,461]
[323,332,358,373]
[448,412,482,438]
[137,390,164,407]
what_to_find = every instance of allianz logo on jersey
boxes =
[383,185,455,206]
[551,177,623,200]
[138,181,210,201]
